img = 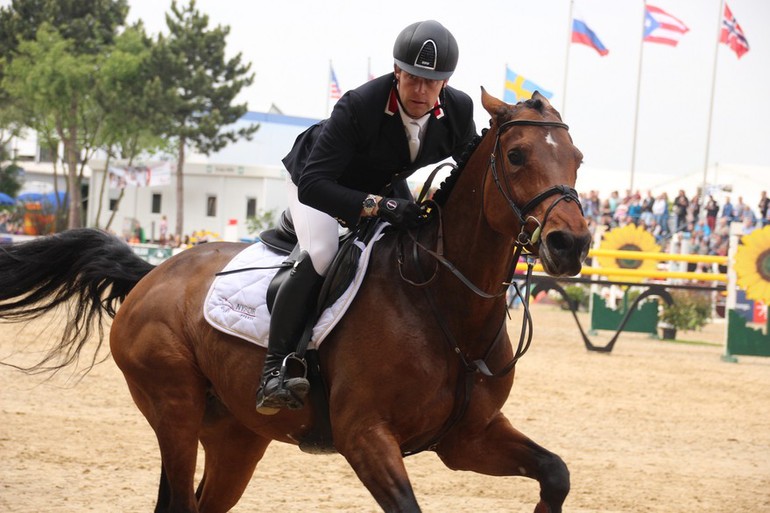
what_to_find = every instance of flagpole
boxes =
[561,0,575,119]
[701,0,725,207]
[629,0,647,195]
[503,62,508,101]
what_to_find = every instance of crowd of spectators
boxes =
[580,188,770,261]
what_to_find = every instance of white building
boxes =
[3,111,320,241]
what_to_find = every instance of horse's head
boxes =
[480,88,590,277]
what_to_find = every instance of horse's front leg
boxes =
[335,422,421,513]
[435,412,569,513]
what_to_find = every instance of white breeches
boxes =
[287,182,339,276]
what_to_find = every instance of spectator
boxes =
[688,193,700,224]
[608,190,620,217]
[705,195,719,231]
[159,215,169,245]
[614,197,629,224]
[714,216,730,238]
[734,196,748,223]
[741,215,757,235]
[693,218,712,239]
[628,197,642,225]
[648,218,665,246]
[674,189,689,232]
[640,190,655,226]
[721,196,734,222]
[652,193,669,234]
[759,191,769,226]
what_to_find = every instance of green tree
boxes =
[153,0,258,238]
[246,209,277,235]
[0,0,129,229]
[2,26,93,227]
[92,23,171,230]
[0,162,23,199]
[0,124,24,200]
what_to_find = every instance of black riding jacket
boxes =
[282,73,476,227]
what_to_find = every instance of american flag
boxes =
[720,3,749,59]
[329,65,342,100]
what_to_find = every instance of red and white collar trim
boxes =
[384,87,445,119]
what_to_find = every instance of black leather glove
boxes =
[377,197,423,229]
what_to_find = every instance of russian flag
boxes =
[572,19,609,56]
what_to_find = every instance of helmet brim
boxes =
[395,59,453,81]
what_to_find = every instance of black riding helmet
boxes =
[393,20,459,81]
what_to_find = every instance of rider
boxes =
[256,20,477,414]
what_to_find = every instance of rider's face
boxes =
[395,66,446,118]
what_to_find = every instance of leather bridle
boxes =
[488,118,582,249]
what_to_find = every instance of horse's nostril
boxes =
[546,231,591,257]
[547,231,572,252]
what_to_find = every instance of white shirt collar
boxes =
[397,102,430,136]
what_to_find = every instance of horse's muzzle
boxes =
[539,229,592,277]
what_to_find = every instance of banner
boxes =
[109,162,172,188]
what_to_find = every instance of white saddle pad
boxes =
[203,223,387,349]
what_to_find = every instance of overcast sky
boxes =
[5,0,769,194]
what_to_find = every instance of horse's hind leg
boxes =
[113,332,209,512]
[123,375,206,513]
[195,411,271,513]
[436,414,569,513]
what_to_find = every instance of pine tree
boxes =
[152,0,258,239]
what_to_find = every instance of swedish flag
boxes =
[503,67,554,104]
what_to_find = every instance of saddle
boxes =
[258,209,382,454]
[259,209,380,320]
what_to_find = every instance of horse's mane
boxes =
[431,97,554,207]
[431,127,488,207]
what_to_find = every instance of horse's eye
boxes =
[507,148,525,166]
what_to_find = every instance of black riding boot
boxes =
[256,251,323,415]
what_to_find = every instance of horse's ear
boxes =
[532,91,552,107]
[531,91,563,119]
[481,86,506,117]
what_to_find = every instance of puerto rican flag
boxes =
[720,3,750,59]
[643,5,689,46]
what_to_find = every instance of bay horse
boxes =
[0,89,590,512]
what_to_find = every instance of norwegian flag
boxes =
[329,65,342,100]
[720,3,750,59]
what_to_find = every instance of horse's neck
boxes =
[436,152,515,310]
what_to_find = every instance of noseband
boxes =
[489,118,582,248]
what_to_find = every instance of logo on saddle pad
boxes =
[234,303,256,317]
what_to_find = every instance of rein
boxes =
[400,117,581,456]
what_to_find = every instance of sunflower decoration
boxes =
[735,225,770,303]
[597,224,661,282]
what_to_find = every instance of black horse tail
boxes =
[0,228,155,375]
